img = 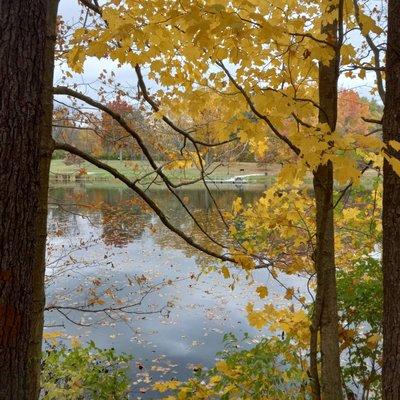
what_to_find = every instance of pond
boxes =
[45,182,304,398]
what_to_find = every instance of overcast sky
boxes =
[57,0,382,103]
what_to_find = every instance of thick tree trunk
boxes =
[382,0,400,397]
[310,14,343,400]
[312,162,342,400]
[28,1,59,397]
[0,1,49,398]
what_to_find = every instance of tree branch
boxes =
[216,61,301,156]
[53,141,235,264]
[78,0,102,15]
[353,0,385,102]
[135,64,237,148]
[362,117,382,125]
[289,32,336,49]
[54,86,235,250]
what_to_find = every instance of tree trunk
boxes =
[310,12,343,400]
[382,0,400,397]
[0,1,49,398]
[28,0,59,397]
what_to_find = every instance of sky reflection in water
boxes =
[45,183,304,398]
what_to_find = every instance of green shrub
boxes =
[41,341,132,399]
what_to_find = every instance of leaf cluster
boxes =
[155,334,308,399]
[41,341,132,399]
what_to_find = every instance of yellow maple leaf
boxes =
[366,333,381,349]
[386,155,400,176]
[256,286,268,299]
[389,140,400,152]
[67,46,85,73]
[246,303,268,329]
[358,12,384,35]
[221,266,230,279]
[284,288,294,300]
[232,197,242,215]
[153,380,181,393]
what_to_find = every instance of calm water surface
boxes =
[45,183,302,398]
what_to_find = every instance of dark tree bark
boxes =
[310,9,343,400]
[383,0,400,398]
[28,0,59,396]
[0,1,49,398]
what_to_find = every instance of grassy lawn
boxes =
[50,159,379,189]
[50,159,274,184]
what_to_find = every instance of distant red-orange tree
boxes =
[337,89,371,135]
[101,97,134,159]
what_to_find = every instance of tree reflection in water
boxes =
[45,183,288,399]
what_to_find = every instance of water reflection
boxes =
[45,183,299,398]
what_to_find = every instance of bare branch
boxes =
[352,0,385,102]
[343,64,385,72]
[289,32,336,49]
[332,161,373,210]
[53,140,235,263]
[362,117,382,125]
[135,64,237,148]
[54,86,235,249]
[216,61,301,156]
[78,0,102,15]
